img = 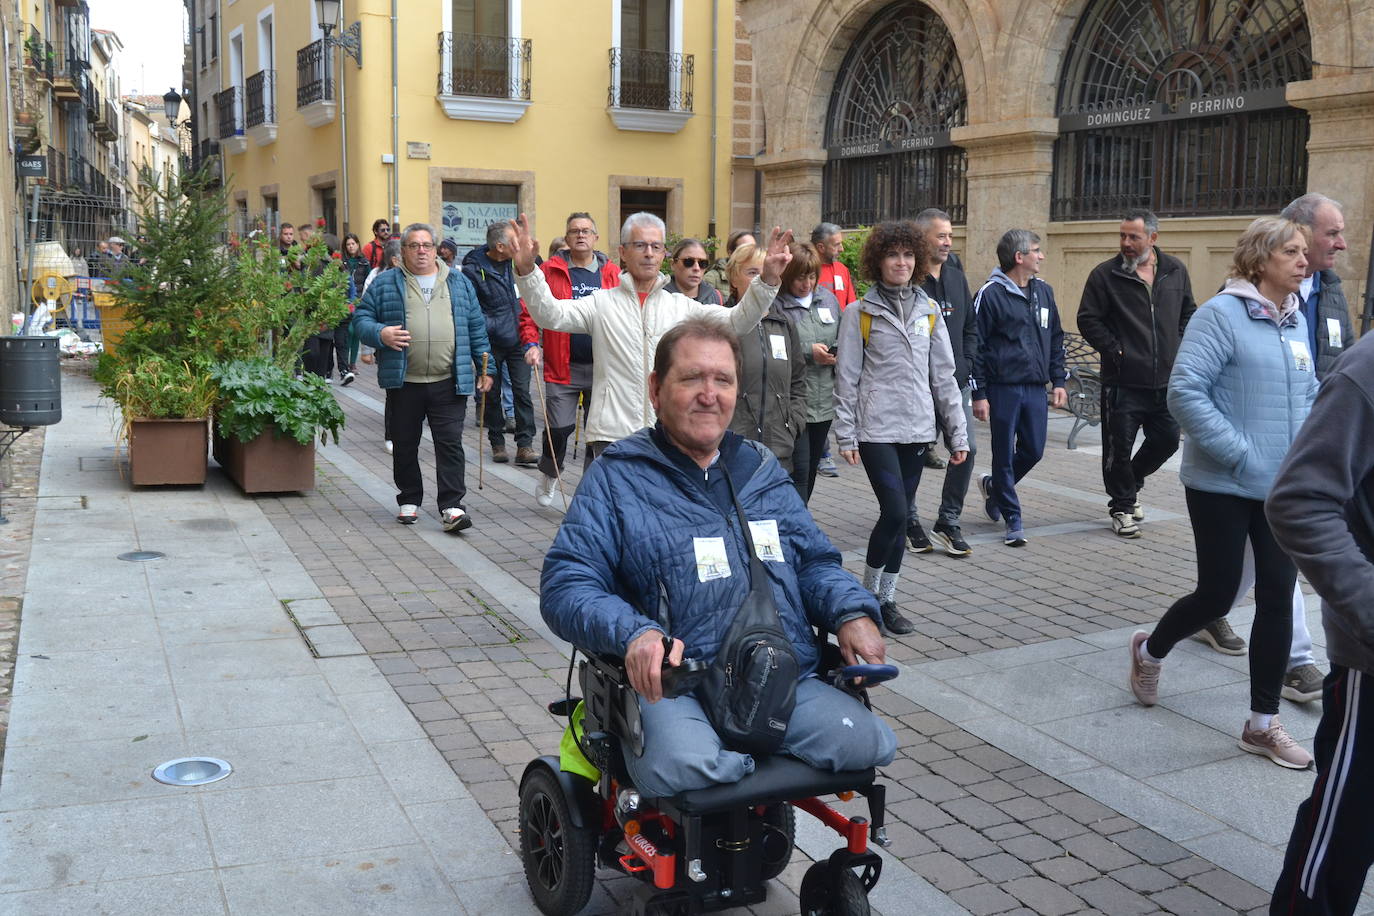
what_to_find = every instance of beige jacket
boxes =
[516,268,778,443]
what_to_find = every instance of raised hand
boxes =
[759,227,795,287]
[508,214,540,276]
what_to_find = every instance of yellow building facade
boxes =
[212,1,739,254]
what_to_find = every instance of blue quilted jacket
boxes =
[539,429,879,674]
[1167,283,1318,501]
[351,266,493,394]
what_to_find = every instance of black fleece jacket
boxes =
[1077,249,1196,388]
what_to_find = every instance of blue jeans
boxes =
[624,676,897,799]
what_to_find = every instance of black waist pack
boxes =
[696,465,799,756]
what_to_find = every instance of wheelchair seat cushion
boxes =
[661,754,875,814]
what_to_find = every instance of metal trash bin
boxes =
[0,335,62,427]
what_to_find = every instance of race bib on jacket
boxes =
[694,537,731,582]
[1039,307,1049,329]
[1327,318,1343,349]
[1290,339,1313,373]
[818,307,835,324]
[770,334,788,360]
[747,520,784,563]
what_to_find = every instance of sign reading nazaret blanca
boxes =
[1057,85,1290,133]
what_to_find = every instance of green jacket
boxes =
[776,286,841,423]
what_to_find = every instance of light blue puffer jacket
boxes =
[1167,281,1318,501]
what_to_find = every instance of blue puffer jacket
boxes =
[1167,282,1318,501]
[351,266,493,394]
[539,429,880,675]
[461,245,521,350]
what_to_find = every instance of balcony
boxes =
[68,152,91,193]
[45,146,63,191]
[245,70,277,145]
[194,138,221,174]
[94,99,118,142]
[52,54,81,102]
[23,28,53,82]
[607,48,694,133]
[296,39,336,127]
[435,32,531,123]
[215,86,247,155]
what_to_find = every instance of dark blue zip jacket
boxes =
[971,269,1068,398]
[350,266,493,393]
[539,427,879,674]
[461,245,521,350]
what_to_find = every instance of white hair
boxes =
[1281,193,1342,228]
[620,211,666,245]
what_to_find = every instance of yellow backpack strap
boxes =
[929,313,937,336]
[860,310,872,346]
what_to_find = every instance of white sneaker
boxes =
[1111,511,1141,538]
[441,507,472,532]
[1132,499,1144,521]
[534,474,558,508]
[384,440,393,455]
[396,504,418,525]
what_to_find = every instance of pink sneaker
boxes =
[1129,631,1160,706]
[1239,718,1313,769]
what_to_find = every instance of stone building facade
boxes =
[738,0,1374,326]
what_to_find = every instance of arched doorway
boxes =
[822,1,968,227]
[1052,0,1312,220]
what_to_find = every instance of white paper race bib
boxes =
[1290,339,1313,373]
[770,334,788,360]
[817,307,835,325]
[693,537,731,582]
[1039,307,1050,329]
[1327,318,1343,349]
[833,275,845,291]
[747,520,785,563]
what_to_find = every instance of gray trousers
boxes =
[909,385,978,529]
[623,676,897,799]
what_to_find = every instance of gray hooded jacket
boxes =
[832,284,968,453]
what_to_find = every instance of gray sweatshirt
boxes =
[1266,331,1374,676]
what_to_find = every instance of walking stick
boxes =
[477,352,489,489]
[533,367,569,510]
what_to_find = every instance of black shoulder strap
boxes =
[719,461,768,587]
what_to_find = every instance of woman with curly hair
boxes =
[833,221,968,635]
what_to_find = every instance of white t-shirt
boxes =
[414,272,438,302]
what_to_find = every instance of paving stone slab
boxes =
[0,868,225,916]
[1037,705,1238,779]
[0,730,189,811]
[216,845,460,916]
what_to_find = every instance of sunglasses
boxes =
[676,257,710,269]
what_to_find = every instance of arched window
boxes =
[823,2,967,227]
[1053,0,1312,220]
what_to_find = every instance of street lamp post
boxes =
[315,0,362,235]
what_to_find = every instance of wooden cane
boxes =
[533,367,569,510]
[477,352,490,489]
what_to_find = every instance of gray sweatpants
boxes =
[623,676,897,799]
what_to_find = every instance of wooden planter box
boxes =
[129,418,209,486]
[214,425,315,493]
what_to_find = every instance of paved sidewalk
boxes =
[1,365,1369,914]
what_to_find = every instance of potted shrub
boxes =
[210,357,344,492]
[208,233,350,492]
[95,165,240,485]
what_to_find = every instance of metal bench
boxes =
[1063,333,1101,449]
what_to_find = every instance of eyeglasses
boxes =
[566,227,596,237]
[676,257,709,269]
[628,241,666,253]
[404,242,435,251]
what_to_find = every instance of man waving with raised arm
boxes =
[511,211,792,456]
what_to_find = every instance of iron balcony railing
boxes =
[47,146,62,190]
[69,152,90,192]
[607,47,693,111]
[24,26,44,72]
[214,86,243,139]
[436,32,532,100]
[245,70,276,127]
[296,39,334,107]
[43,40,54,81]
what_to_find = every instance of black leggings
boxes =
[1147,487,1295,714]
[858,441,926,573]
[797,420,832,504]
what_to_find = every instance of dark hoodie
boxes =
[460,244,521,349]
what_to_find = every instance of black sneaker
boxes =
[932,521,972,557]
[879,601,914,636]
[979,474,1000,522]
[906,522,933,553]
[340,369,356,386]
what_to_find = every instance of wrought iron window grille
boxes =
[607,47,694,112]
[436,32,532,100]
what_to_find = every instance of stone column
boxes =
[1288,72,1374,330]
[755,148,827,236]
[950,118,1059,282]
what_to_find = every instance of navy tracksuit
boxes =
[971,270,1068,528]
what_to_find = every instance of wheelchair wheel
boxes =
[519,767,596,916]
[759,803,796,882]
[799,861,869,916]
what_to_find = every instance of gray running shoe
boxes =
[1281,664,1324,703]
[1192,618,1248,656]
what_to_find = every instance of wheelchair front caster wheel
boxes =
[800,861,870,916]
[520,768,596,915]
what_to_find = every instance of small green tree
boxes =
[227,232,350,371]
[838,226,871,298]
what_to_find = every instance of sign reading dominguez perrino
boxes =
[1057,86,1290,133]
[828,130,953,160]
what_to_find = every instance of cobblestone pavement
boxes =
[0,422,45,770]
[235,369,1291,915]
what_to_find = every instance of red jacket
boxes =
[820,261,857,308]
[362,238,388,269]
[535,254,621,384]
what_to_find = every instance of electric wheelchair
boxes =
[517,639,897,915]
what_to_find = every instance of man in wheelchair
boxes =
[540,316,897,798]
